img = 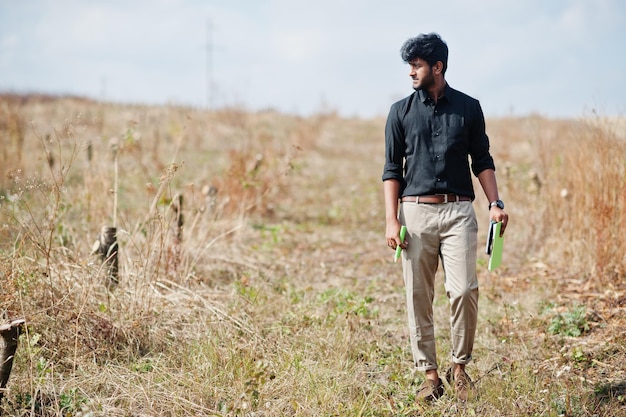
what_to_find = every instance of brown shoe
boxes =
[445,367,473,401]
[416,378,444,402]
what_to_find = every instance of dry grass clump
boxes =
[486,115,625,300]
[0,94,625,416]
[541,122,625,281]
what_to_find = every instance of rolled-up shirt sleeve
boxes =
[468,100,495,176]
[382,102,406,182]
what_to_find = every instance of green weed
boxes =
[546,304,589,337]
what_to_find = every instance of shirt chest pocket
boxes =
[446,120,469,150]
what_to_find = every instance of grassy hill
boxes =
[0,94,625,416]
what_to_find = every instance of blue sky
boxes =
[1,0,624,118]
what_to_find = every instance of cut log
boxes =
[0,319,25,404]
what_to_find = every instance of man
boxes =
[382,33,508,401]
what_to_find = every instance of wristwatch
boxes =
[489,200,505,210]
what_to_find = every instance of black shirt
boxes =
[382,84,495,200]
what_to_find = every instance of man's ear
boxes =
[434,61,444,75]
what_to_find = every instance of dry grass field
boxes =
[0,94,625,416]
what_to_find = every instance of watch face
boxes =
[490,200,504,210]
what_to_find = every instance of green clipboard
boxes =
[486,221,504,271]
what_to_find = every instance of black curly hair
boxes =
[400,33,449,74]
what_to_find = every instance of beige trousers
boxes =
[399,200,479,371]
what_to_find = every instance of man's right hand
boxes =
[385,219,406,251]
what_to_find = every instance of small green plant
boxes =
[571,346,587,363]
[59,388,88,413]
[132,357,155,373]
[547,304,589,337]
[252,223,283,246]
[318,288,378,320]
[235,277,260,302]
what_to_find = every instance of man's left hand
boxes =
[490,207,508,235]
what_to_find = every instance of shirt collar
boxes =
[416,83,452,105]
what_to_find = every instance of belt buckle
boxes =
[437,194,459,203]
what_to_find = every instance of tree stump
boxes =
[95,226,119,287]
[0,319,25,404]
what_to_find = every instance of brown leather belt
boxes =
[401,194,472,204]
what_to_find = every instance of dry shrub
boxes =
[206,111,309,219]
[485,116,625,284]
[0,97,27,188]
[211,145,297,218]
[537,119,625,282]
[0,255,18,317]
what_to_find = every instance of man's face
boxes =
[408,58,434,90]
